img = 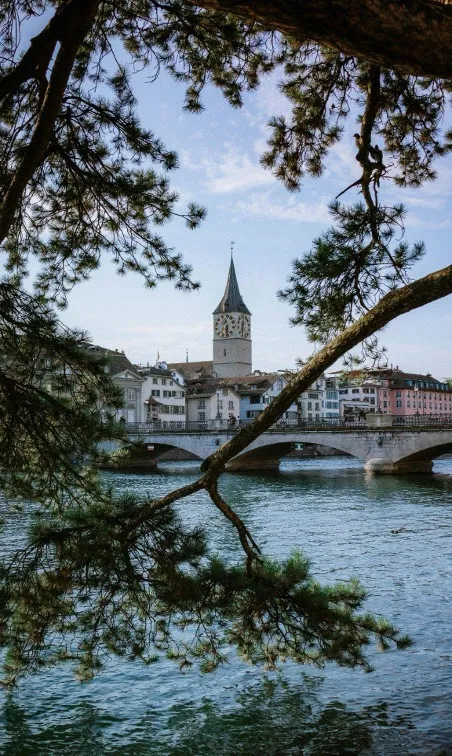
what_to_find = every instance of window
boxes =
[308,402,312,410]
[151,390,160,397]
[396,400,402,407]
[172,391,176,397]
[223,349,226,357]
[197,399,205,409]
[222,388,228,396]
[163,390,169,397]
[308,392,318,399]
[352,388,360,394]
[127,388,135,400]
[250,395,261,405]
[247,410,261,418]
[276,379,283,390]
[198,412,205,421]
[369,398,375,404]
[407,401,410,407]
[228,401,234,410]
[396,390,401,398]
[152,378,158,385]
[218,400,223,410]
[383,401,387,408]
[339,389,348,395]
[315,403,320,411]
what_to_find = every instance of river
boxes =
[0,457,451,754]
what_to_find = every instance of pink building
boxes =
[376,370,452,416]
[333,368,452,417]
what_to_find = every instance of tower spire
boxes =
[213,253,251,315]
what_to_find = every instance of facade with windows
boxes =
[330,368,452,417]
[138,364,186,426]
[185,381,241,424]
[296,376,340,421]
[82,345,144,423]
[375,370,452,416]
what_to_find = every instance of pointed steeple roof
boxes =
[213,259,251,315]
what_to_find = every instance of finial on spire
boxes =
[186,349,189,363]
[230,240,235,260]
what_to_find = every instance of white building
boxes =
[335,375,378,418]
[186,380,241,426]
[138,364,186,427]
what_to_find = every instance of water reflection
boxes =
[0,677,417,755]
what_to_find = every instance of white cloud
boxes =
[403,195,446,210]
[243,71,292,127]
[235,192,330,224]
[181,145,275,194]
[203,148,275,194]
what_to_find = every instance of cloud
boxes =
[181,145,275,194]
[403,195,446,210]
[235,192,330,223]
[203,148,275,194]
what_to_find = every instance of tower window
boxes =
[223,349,226,357]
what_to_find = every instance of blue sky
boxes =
[55,57,452,378]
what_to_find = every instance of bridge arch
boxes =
[226,432,364,471]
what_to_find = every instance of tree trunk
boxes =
[188,0,452,79]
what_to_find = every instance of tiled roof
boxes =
[135,365,174,378]
[186,372,281,396]
[168,361,214,381]
[82,344,140,377]
[331,367,450,391]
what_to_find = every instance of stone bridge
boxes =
[119,417,452,474]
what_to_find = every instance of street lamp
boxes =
[414,386,419,415]
[215,388,221,427]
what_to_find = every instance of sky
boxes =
[49,41,452,379]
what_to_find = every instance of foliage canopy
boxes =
[0,0,450,682]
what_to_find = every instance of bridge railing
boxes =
[392,414,452,427]
[124,417,368,434]
[124,413,452,434]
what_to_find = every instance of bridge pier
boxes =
[364,458,433,474]
[225,458,281,472]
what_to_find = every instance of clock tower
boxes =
[213,258,252,378]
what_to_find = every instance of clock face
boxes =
[237,314,250,338]
[214,313,237,338]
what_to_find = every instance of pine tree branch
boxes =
[207,482,262,573]
[0,0,100,245]
[0,0,97,102]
